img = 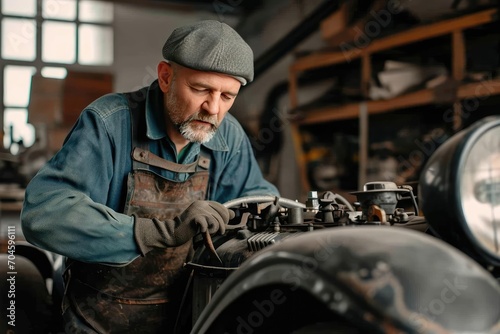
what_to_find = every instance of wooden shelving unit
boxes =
[292,78,500,125]
[288,7,500,194]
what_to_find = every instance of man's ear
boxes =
[157,61,173,92]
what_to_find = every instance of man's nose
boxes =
[202,94,220,115]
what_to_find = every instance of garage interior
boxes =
[2,0,500,203]
[1,0,500,332]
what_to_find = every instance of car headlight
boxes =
[419,116,500,267]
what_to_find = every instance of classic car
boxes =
[186,115,500,333]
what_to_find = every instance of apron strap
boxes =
[131,147,210,173]
[124,88,149,170]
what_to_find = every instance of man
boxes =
[21,20,279,333]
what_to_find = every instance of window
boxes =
[1,17,37,61]
[79,24,113,65]
[0,0,114,153]
[42,20,77,63]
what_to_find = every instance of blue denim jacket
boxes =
[21,80,279,265]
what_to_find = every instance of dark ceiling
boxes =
[106,0,269,17]
[106,0,339,80]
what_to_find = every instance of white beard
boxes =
[178,118,217,143]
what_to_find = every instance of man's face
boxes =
[159,62,241,143]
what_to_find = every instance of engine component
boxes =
[190,181,425,273]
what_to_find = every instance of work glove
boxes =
[133,200,235,256]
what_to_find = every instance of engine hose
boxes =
[330,193,355,212]
[223,195,306,209]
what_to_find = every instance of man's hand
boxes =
[178,200,234,235]
[133,200,235,255]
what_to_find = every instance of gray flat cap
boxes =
[162,20,254,85]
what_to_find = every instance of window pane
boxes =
[3,108,35,151]
[41,66,67,79]
[79,0,113,23]
[42,0,77,20]
[79,24,113,65]
[1,18,36,61]
[2,0,36,17]
[4,65,36,107]
[42,21,76,63]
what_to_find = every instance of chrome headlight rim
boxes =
[420,115,500,267]
[454,116,500,265]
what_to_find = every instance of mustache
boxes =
[188,113,218,127]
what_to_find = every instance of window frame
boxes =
[0,0,114,150]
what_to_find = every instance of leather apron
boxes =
[63,89,210,334]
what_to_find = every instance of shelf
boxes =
[292,78,500,125]
[288,6,500,194]
[291,8,498,72]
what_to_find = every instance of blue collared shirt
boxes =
[21,81,279,264]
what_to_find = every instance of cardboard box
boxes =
[28,75,64,125]
[62,71,113,126]
[28,71,113,127]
